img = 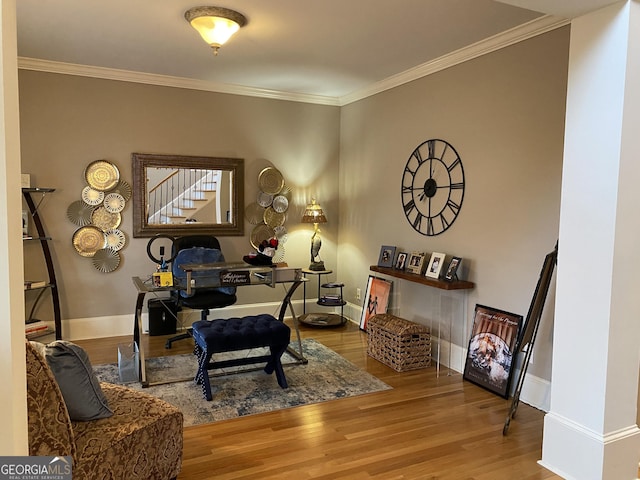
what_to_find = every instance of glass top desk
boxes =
[132,264,306,387]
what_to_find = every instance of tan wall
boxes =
[19,26,570,383]
[338,27,570,381]
[18,71,341,321]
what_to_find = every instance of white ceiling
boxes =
[14,0,617,105]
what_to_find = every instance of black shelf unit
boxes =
[299,269,347,328]
[23,187,61,340]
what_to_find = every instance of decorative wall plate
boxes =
[104,229,126,251]
[258,166,284,195]
[109,180,132,201]
[81,186,104,206]
[263,207,286,228]
[274,225,288,244]
[91,207,121,231]
[244,202,266,225]
[92,248,121,273]
[66,200,96,226]
[272,245,285,263]
[277,184,292,201]
[85,160,120,191]
[250,224,275,250]
[256,190,274,207]
[72,226,106,257]
[103,192,126,213]
[272,195,289,213]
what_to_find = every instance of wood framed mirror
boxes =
[132,153,244,237]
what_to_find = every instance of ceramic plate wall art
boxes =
[85,160,120,191]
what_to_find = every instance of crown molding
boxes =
[18,14,568,108]
[16,57,341,106]
[338,15,569,106]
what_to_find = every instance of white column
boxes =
[0,0,29,455]
[541,2,640,479]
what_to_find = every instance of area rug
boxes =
[93,339,391,427]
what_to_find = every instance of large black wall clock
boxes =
[401,138,465,236]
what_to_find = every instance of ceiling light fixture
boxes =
[184,6,247,56]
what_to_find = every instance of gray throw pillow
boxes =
[30,340,113,421]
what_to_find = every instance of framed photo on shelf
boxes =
[359,275,392,331]
[405,252,426,274]
[394,251,408,270]
[444,256,462,281]
[425,252,446,279]
[463,304,523,398]
[377,245,396,268]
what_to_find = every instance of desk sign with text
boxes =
[0,456,72,480]
[220,270,251,286]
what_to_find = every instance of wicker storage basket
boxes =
[367,314,431,371]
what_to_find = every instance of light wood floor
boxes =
[76,320,561,480]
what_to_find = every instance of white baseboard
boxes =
[62,300,550,412]
[61,298,335,340]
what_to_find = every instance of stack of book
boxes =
[25,320,51,338]
[318,294,343,306]
[24,280,47,290]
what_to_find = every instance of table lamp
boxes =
[301,199,328,271]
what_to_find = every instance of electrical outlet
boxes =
[356,288,361,300]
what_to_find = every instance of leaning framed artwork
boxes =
[359,275,392,331]
[463,304,523,398]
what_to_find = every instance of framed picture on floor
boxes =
[359,275,392,331]
[463,304,523,398]
[425,252,446,279]
[377,245,396,268]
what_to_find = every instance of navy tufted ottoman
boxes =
[191,314,291,400]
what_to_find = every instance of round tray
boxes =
[81,186,104,206]
[272,195,289,213]
[273,225,288,244]
[92,248,121,273]
[91,207,121,231]
[256,190,273,208]
[250,223,275,250]
[103,192,126,213]
[66,200,96,226]
[278,184,292,201]
[263,207,286,228]
[72,225,106,257]
[109,180,132,201]
[244,202,266,225]
[104,229,126,251]
[258,166,284,195]
[84,160,120,191]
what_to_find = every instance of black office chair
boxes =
[164,235,237,349]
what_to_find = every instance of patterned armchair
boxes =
[25,341,183,480]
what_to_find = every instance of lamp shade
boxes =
[301,199,327,224]
[185,6,247,54]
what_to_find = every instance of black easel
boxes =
[503,242,558,435]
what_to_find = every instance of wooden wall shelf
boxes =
[369,265,474,291]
